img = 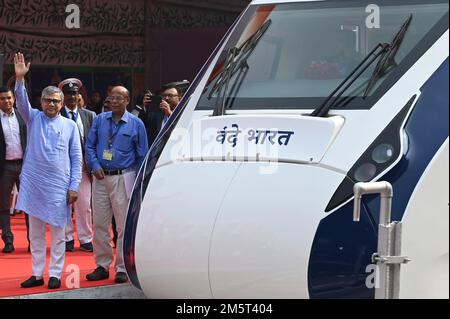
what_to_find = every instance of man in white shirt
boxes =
[58,78,96,253]
[0,86,27,253]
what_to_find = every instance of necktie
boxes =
[70,111,76,122]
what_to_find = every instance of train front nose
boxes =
[124,114,378,298]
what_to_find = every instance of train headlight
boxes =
[354,163,377,182]
[325,95,417,212]
[372,143,395,164]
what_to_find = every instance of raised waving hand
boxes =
[14,52,31,81]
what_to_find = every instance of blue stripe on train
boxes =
[365,58,449,223]
[308,58,449,299]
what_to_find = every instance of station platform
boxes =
[0,213,123,298]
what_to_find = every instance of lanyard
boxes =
[108,119,123,148]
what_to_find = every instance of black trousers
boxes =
[0,161,22,245]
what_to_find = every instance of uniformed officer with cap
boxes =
[58,78,96,253]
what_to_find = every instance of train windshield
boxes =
[196,0,448,111]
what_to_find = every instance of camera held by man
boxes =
[136,80,189,146]
[142,91,162,113]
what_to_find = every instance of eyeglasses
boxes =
[109,96,127,102]
[160,94,180,99]
[42,98,62,105]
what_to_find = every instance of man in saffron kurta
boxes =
[13,53,82,290]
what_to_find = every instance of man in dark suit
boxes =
[0,86,27,253]
[138,94,165,148]
[58,78,96,253]
[137,82,186,148]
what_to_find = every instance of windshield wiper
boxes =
[211,19,272,116]
[310,42,389,117]
[311,14,413,117]
[363,14,413,97]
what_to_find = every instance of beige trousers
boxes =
[92,175,128,273]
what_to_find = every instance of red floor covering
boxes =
[0,213,118,298]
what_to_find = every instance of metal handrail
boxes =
[353,181,411,299]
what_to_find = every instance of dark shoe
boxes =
[79,242,93,252]
[86,266,109,281]
[115,272,128,284]
[65,240,74,252]
[48,277,61,289]
[21,276,44,288]
[2,243,14,253]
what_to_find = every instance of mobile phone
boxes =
[147,95,163,113]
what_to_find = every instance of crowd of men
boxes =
[0,53,184,289]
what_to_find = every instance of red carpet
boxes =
[0,213,118,297]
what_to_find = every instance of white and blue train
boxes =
[124,0,449,298]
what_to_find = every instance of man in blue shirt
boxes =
[85,85,148,284]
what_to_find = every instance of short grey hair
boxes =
[41,86,64,101]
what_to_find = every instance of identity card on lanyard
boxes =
[103,121,120,161]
